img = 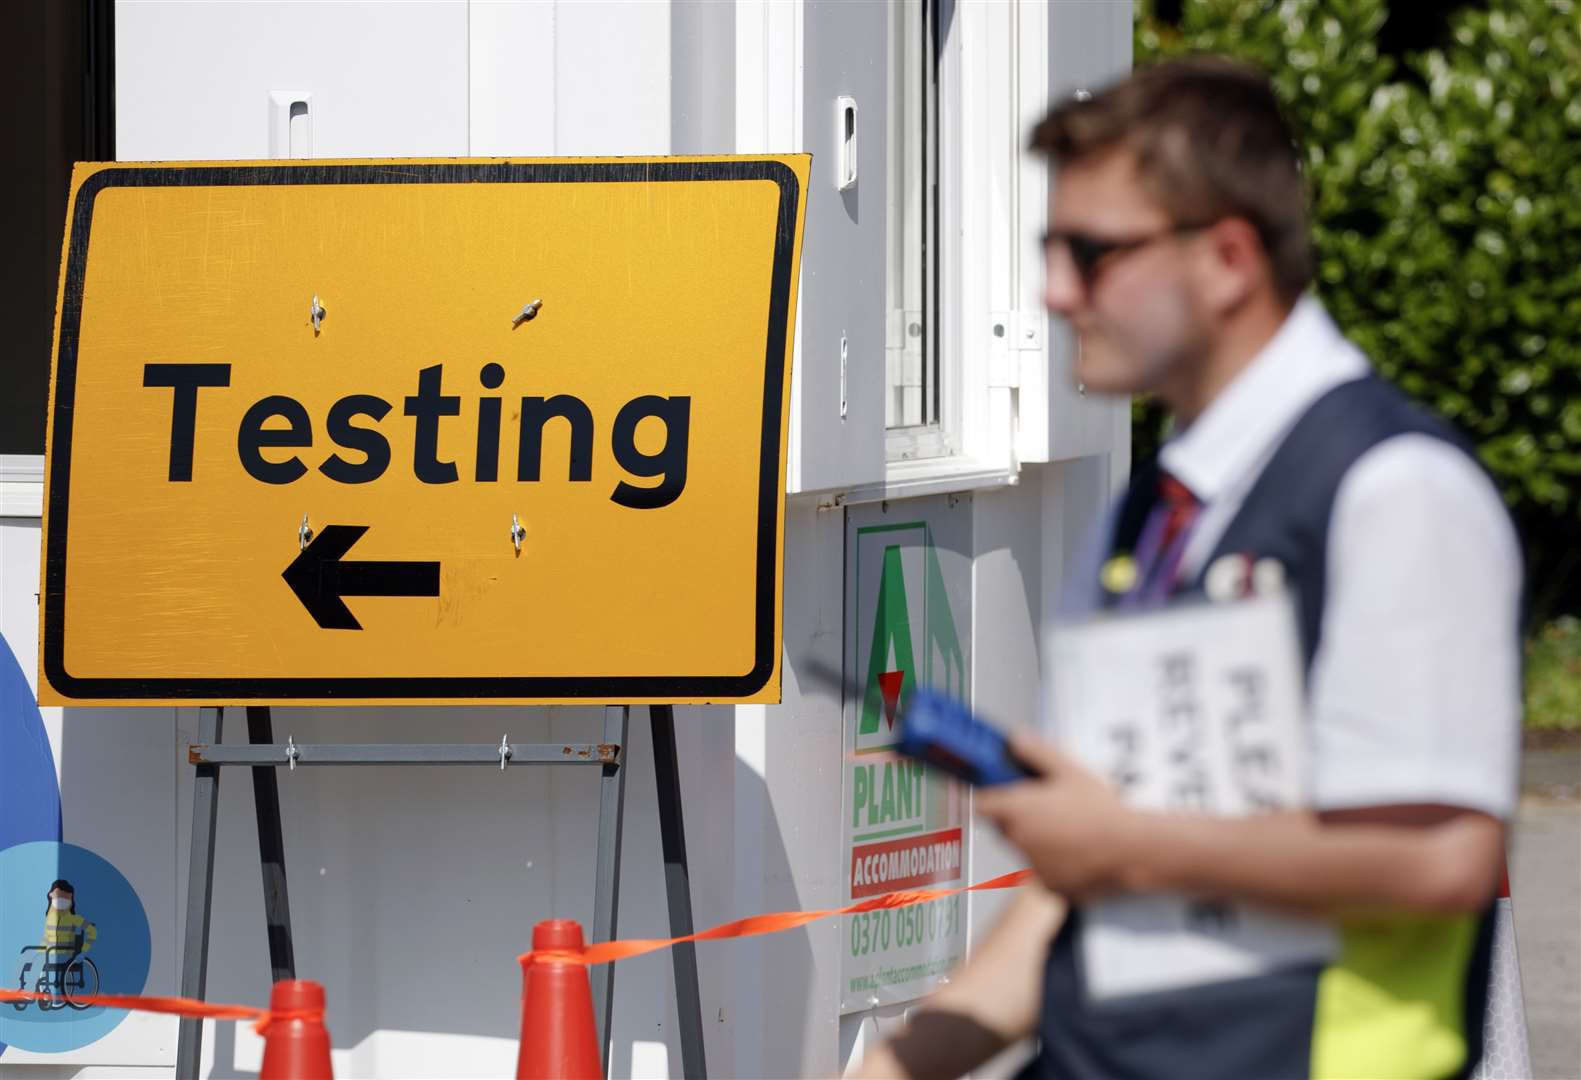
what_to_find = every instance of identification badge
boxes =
[1044,588,1336,1000]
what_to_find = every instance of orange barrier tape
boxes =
[0,872,1032,1025]
[521,868,1032,968]
[0,987,318,1034]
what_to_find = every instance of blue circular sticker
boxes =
[0,841,151,1054]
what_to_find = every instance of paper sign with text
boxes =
[1045,591,1336,1000]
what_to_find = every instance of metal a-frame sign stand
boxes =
[174,703,709,1079]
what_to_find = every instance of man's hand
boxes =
[977,731,1505,916]
[975,731,1143,902]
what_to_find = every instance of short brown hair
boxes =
[1031,55,1312,302]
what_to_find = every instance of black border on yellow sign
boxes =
[43,160,798,701]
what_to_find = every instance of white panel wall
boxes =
[962,471,1054,1080]
[552,2,670,155]
[786,0,888,495]
[469,1,558,155]
[730,499,847,1078]
[1019,0,1133,465]
[116,1,470,160]
[120,0,672,163]
[471,0,671,157]
[671,0,735,155]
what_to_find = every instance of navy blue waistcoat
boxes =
[1023,376,1498,1080]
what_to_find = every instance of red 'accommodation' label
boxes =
[850,827,963,898]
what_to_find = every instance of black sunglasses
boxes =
[1041,222,1211,286]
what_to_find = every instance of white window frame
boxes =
[856,0,1043,504]
[0,455,45,518]
[883,0,953,463]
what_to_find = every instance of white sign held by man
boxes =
[1045,589,1336,1001]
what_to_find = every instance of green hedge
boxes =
[1526,616,1581,731]
[1132,0,1580,622]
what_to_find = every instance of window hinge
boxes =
[988,311,1021,388]
[1013,311,1044,351]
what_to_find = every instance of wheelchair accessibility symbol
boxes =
[0,842,150,1054]
[14,879,102,1013]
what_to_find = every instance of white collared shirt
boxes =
[1135,297,1522,818]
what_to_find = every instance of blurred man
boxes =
[854,56,1521,1080]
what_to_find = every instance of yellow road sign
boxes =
[39,156,808,705]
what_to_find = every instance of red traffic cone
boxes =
[260,979,334,1079]
[517,920,602,1080]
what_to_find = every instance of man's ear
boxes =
[1195,216,1268,314]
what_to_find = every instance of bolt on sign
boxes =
[841,495,972,1014]
[38,157,808,705]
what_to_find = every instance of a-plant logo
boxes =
[856,526,965,741]
[849,525,968,840]
[859,546,917,736]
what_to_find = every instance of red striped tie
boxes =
[1152,472,1201,592]
[1157,473,1200,553]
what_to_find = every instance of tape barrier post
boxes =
[518,920,602,1080]
[1470,861,1532,1080]
[258,979,334,1079]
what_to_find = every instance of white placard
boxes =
[1045,591,1335,1000]
[841,497,973,1013]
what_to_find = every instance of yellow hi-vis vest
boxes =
[43,910,97,953]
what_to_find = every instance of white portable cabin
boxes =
[0,1,1132,1075]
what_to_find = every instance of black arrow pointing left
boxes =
[282,525,440,630]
